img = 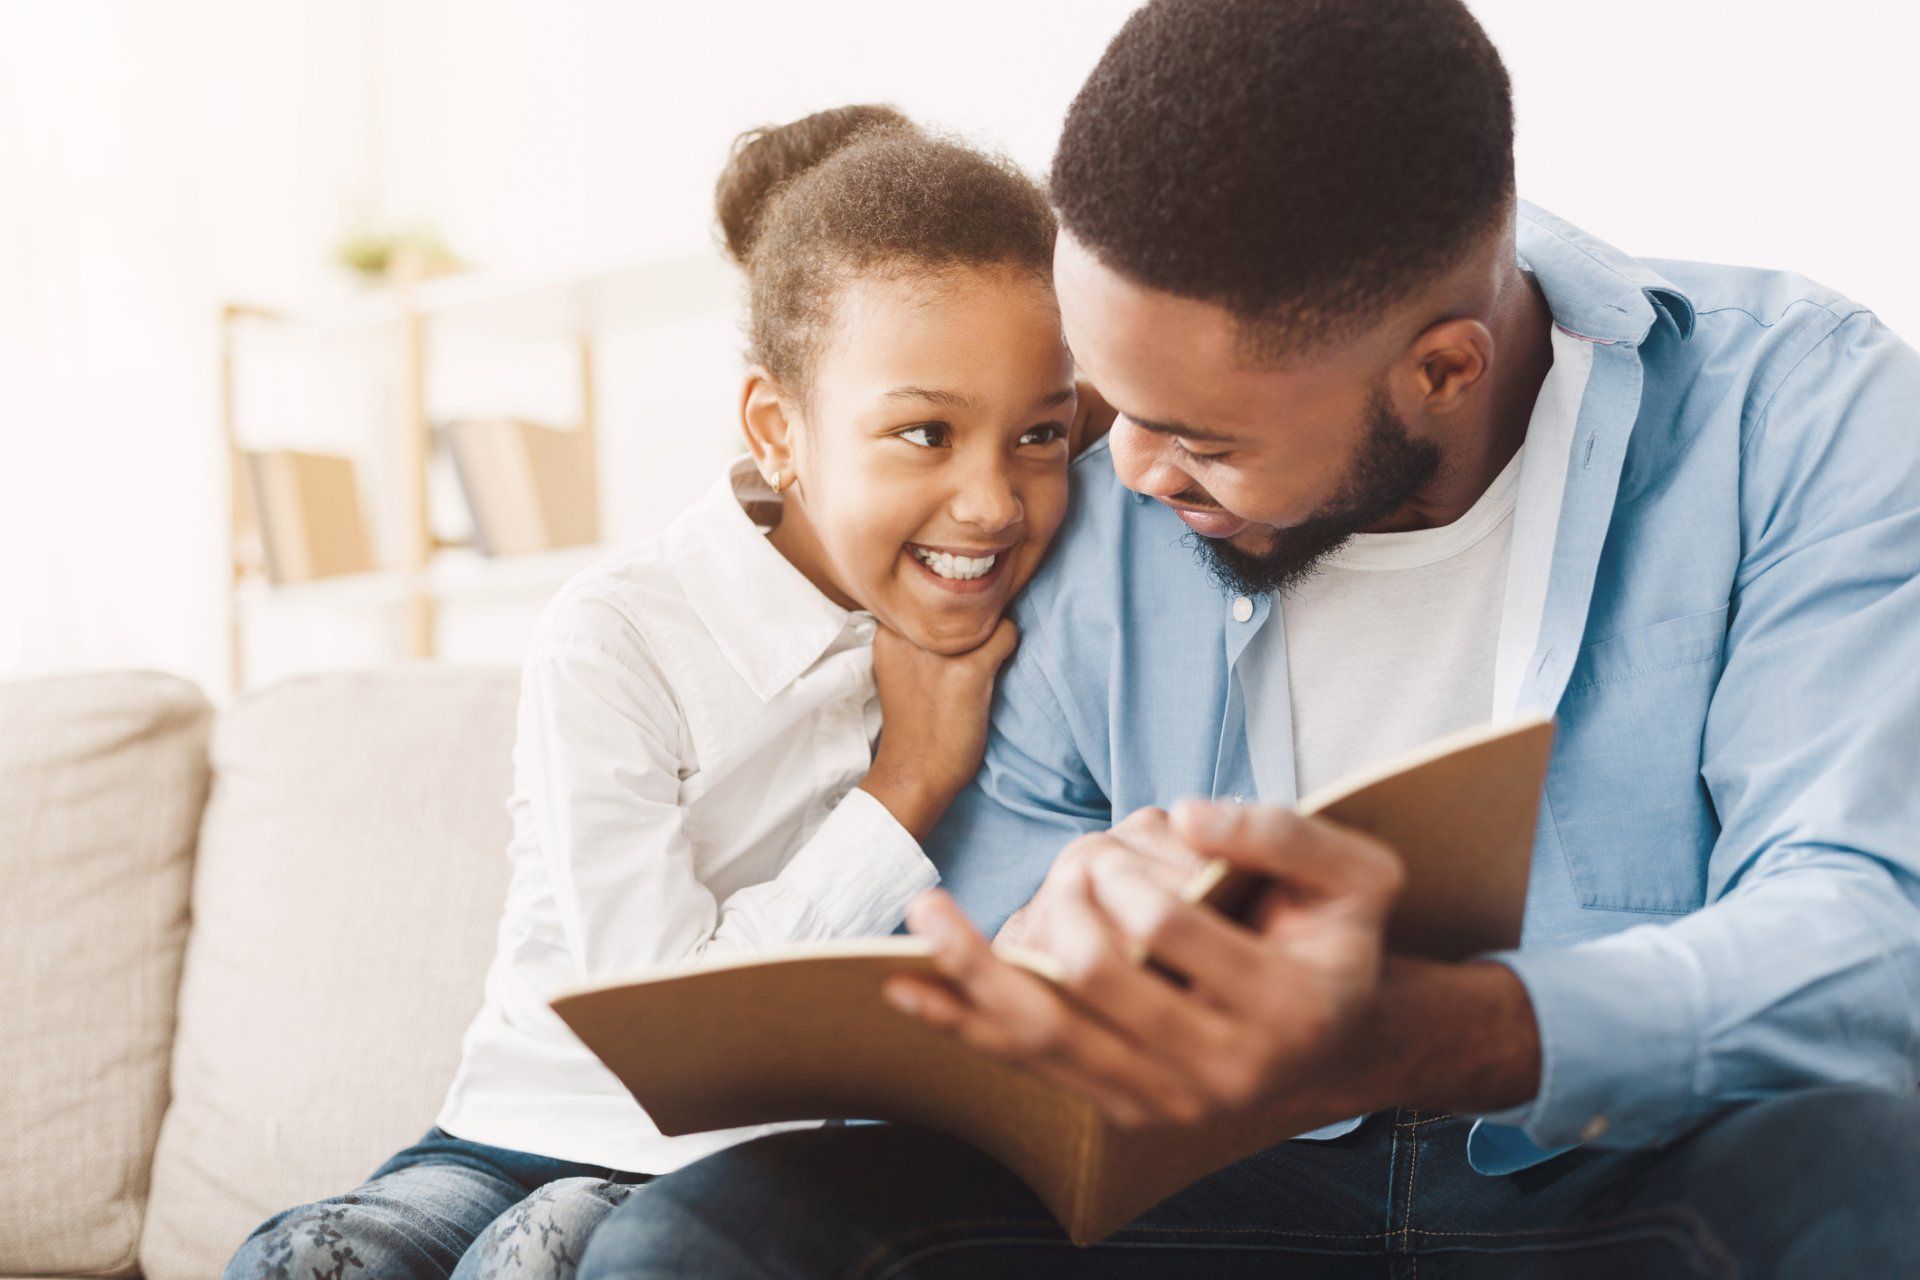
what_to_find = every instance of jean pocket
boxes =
[1547,607,1729,914]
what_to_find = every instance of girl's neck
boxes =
[767,497,862,613]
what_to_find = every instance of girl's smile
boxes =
[904,541,1018,595]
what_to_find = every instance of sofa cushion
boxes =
[140,664,519,1280]
[0,670,213,1277]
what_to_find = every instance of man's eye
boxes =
[1020,423,1068,447]
[1175,437,1229,462]
[899,424,950,448]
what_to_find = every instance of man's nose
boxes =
[1109,417,1192,500]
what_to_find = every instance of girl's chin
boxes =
[873,598,1006,656]
[887,610,998,652]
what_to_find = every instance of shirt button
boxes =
[1231,596,1254,623]
[1579,1114,1610,1142]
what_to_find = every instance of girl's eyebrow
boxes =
[884,385,977,410]
[883,386,1076,412]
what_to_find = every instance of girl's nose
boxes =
[950,458,1023,534]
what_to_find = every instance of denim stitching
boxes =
[1404,1114,1421,1280]
[1407,1206,1737,1279]
[1385,1118,1403,1245]
[866,1231,1389,1280]
[851,1217,1393,1275]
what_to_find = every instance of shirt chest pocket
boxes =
[1545,605,1730,914]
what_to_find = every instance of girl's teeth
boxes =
[913,547,998,580]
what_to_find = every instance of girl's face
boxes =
[757,267,1076,655]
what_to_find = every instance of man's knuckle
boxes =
[1060,950,1121,1004]
[1143,1001,1193,1049]
[1061,834,1112,867]
[1162,1086,1209,1127]
[1013,1003,1069,1058]
[1135,900,1186,952]
[1206,1055,1267,1110]
[934,939,988,986]
[1368,846,1408,897]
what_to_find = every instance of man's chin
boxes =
[1221,525,1279,559]
[1186,520,1355,598]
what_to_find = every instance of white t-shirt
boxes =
[1244,319,1594,804]
[1283,447,1521,797]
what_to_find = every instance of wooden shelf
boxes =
[221,249,728,693]
[232,250,735,343]
[236,543,610,611]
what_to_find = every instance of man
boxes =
[583,0,1920,1274]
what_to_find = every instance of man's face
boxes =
[1053,231,1438,596]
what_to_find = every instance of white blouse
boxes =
[435,456,938,1174]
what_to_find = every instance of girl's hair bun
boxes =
[714,104,913,265]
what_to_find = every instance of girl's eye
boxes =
[1020,423,1068,448]
[899,424,950,448]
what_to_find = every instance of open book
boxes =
[550,715,1554,1246]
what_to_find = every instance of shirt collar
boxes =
[1516,201,1695,346]
[667,456,866,702]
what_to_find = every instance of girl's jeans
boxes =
[222,1126,650,1280]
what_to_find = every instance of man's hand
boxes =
[994,806,1207,951]
[887,797,1408,1127]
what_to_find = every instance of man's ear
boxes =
[739,367,798,485]
[1404,317,1494,415]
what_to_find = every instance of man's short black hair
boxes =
[1051,0,1515,359]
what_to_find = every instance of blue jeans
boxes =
[578,1087,1920,1278]
[223,1127,650,1280]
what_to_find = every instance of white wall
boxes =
[4,0,1915,701]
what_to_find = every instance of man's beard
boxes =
[1184,387,1440,598]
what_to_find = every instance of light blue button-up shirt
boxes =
[925,202,1920,1175]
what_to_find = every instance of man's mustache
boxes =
[1166,486,1226,512]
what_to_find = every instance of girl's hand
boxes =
[860,618,1019,841]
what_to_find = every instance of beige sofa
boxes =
[2,665,523,1279]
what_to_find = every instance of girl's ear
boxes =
[739,367,798,489]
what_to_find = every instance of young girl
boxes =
[224,105,1084,1280]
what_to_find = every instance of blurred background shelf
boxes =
[233,544,608,610]
[242,251,736,343]
[220,251,732,692]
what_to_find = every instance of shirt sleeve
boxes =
[520,604,937,978]
[922,616,1112,937]
[1479,308,1920,1150]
